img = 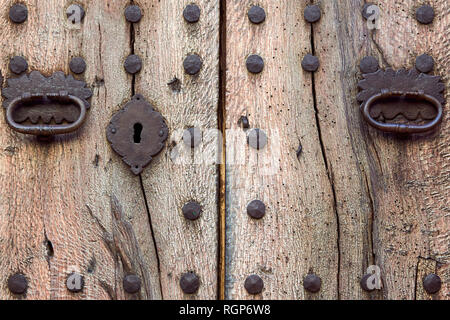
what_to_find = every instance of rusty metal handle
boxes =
[5,93,87,136]
[362,91,443,134]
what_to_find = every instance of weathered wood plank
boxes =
[135,0,220,299]
[224,0,339,299]
[314,0,449,299]
[0,0,161,299]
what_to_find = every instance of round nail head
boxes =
[124,54,142,74]
[416,5,435,24]
[183,127,202,148]
[423,273,441,294]
[9,56,28,74]
[123,274,141,294]
[304,5,321,23]
[183,4,201,23]
[69,57,87,74]
[248,6,266,24]
[247,200,266,219]
[182,201,202,221]
[180,272,200,294]
[66,4,85,23]
[244,275,264,294]
[301,54,319,72]
[125,5,142,23]
[9,4,28,24]
[360,274,375,292]
[183,54,203,75]
[246,55,264,74]
[247,128,267,150]
[8,273,28,295]
[359,56,379,73]
[66,272,85,293]
[303,274,321,293]
[415,54,434,73]
[362,3,376,20]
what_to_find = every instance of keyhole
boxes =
[133,123,143,143]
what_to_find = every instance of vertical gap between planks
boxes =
[217,0,227,300]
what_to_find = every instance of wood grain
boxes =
[224,0,339,299]
[135,0,220,299]
[0,0,161,299]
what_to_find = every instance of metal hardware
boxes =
[66,4,85,23]
[359,56,379,74]
[123,274,141,294]
[2,71,92,136]
[183,4,201,23]
[247,128,267,150]
[246,55,264,74]
[69,57,87,74]
[248,6,266,24]
[247,200,265,219]
[360,274,375,292]
[423,273,441,294]
[180,272,200,294]
[124,54,142,74]
[183,54,202,75]
[182,201,202,220]
[304,5,321,23]
[9,56,28,75]
[66,272,84,293]
[415,54,434,73]
[362,3,375,20]
[303,274,321,293]
[238,116,250,129]
[125,5,142,23]
[107,94,168,175]
[8,273,28,295]
[244,274,264,294]
[416,5,434,24]
[357,68,445,134]
[9,4,28,24]
[301,54,319,72]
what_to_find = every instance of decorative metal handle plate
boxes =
[2,71,92,136]
[357,68,445,134]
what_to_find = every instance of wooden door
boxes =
[0,0,448,300]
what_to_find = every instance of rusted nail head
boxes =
[66,272,85,293]
[182,201,202,221]
[124,54,142,74]
[247,200,266,219]
[360,274,375,292]
[8,273,28,295]
[303,274,321,293]
[248,6,266,24]
[415,54,434,73]
[183,4,201,23]
[66,4,85,23]
[359,56,379,74]
[416,5,435,24]
[9,56,28,74]
[238,115,250,129]
[247,128,267,150]
[123,274,141,294]
[183,127,202,148]
[246,55,264,74]
[125,5,142,23]
[423,273,441,294]
[69,57,87,74]
[183,54,203,75]
[180,272,200,294]
[9,4,28,24]
[301,54,319,72]
[244,274,264,294]
[304,5,321,23]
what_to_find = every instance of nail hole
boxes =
[133,123,143,143]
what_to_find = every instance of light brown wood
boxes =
[0,0,161,299]
[224,0,339,299]
[135,0,220,299]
